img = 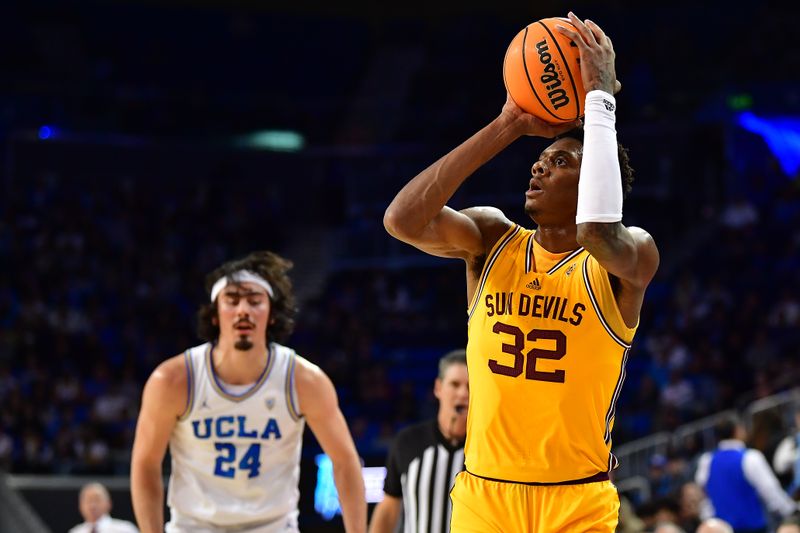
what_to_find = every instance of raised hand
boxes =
[555,12,618,96]
[501,92,581,138]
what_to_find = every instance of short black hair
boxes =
[438,349,467,380]
[555,126,635,198]
[197,250,298,344]
[713,416,742,442]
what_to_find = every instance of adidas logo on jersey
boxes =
[266,397,275,410]
[525,278,542,290]
[565,264,576,276]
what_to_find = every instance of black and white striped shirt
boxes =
[383,419,465,533]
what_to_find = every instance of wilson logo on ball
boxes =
[502,17,585,124]
[535,39,570,111]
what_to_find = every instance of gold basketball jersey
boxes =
[465,224,637,483]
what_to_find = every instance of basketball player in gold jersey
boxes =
[384,13,659,532]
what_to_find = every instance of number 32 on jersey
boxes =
[488,321,566,383]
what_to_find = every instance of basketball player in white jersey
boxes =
[131,250,367,533]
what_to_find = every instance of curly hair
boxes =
[197,250,298,344]
[555,127,635,198]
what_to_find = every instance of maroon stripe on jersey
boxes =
[525,233,534,273]
[604,347,630,444]
[546,247,584,275]
[468,225,521,321]
[581,256,630,348]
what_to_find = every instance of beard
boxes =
[234,336,254,351]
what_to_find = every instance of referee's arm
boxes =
[369,494,402,533]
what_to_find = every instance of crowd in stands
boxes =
[2,2,800,530]
[2,143,799,510]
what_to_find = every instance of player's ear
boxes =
[433,378,442,400]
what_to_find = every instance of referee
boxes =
[369,350,468,533]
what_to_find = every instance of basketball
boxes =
[503,17,586,124]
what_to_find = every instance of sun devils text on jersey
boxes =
[465,225,637,483]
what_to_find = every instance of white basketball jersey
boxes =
[167,342,305,529]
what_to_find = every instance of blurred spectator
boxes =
[769,290,800,329]
[697,517,734,533]
[749,410,785,465]
[638,498,681,532]
[617,493,646,533]
[695,418,798,533]
[660,370,696,415]
[773,410,800,498]
[649,453,690,499]
[777,514,800,533]
[68,482,138,533]
[677,481,710,532]
[653,523,685,533]
[649,454,672,497]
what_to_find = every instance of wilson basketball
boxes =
[503,17,585,124]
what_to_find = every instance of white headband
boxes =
[210,270,274,302]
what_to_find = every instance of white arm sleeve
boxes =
[743,449,798,517]
[772,436,797,475]
[576,90,623,224]
[695,452,715,519]
[695,452,712,487]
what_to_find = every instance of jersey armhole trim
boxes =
[603,346,630,444]
[467,224,521,321]
[285,352,302,421]
[581,256,633,348]
[177,349,194,421]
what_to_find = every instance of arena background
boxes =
[2,0,800,531]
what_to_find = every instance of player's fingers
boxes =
[604,34,615,54]
[584,19,606,44]
[540,119,582,138]
[567,12,597,46]
[554,23,586,49]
